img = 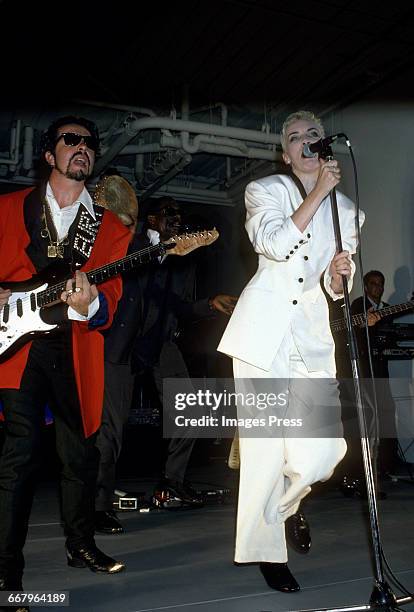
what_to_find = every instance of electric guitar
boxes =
[330,299,414,335]
[0,229,219,363]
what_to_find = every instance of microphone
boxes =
[302,133,345,158]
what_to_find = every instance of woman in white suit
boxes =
[218,110,364,592]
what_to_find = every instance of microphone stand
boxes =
[296,143,413,612]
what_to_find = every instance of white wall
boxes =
[333,101,414,460]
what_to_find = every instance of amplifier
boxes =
[372,347,414,360]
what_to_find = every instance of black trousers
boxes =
[152,341,197,483]
[96,341,196,510]
[337,377,399,480]
[95,362,134,512]
[0,335,99,578]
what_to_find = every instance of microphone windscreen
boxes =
[302,143,318,158]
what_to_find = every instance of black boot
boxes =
[153,479,204,508]
[95,510,124,534]
[285,510,311,554]
[259,562,300,592]
[0,573,29,611]
[66,542,125,573]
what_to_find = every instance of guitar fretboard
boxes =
[36,243,168,307]
[331,300,414,333]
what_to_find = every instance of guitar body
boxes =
[0,229,219,364]
[0,261,72,363]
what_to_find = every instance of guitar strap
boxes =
[24,186,104,270]
[286,170,308,201]
[71,204,104,266]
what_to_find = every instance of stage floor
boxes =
[22,461,414,612]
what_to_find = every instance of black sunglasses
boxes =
[56,132,99,152]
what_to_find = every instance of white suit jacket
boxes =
[218,174,365,372]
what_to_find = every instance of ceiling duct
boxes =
[139,149,192,202]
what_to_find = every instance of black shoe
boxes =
[95,510,124,534]
[339,476,387,500]
[0,576,22,591]
[0,574,29,611]
[285,510,311,554]
[66,542,125,573]
[153,479,204,509]
[259,562,300,592]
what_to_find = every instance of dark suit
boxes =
[96,233,212,511]
[352,295,399,474]
[331,294,399,480]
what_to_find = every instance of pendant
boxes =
[47,245,58,258]
[56,244,65,258]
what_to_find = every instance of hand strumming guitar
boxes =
[208,294,238,316]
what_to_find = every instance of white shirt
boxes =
[147,228,160,246]
[46,183,96,240]
[46,182,99,321]
[147,228,167,263]
[367,296,384,311]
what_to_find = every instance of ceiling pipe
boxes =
[121,140,278,161]
[180,132,249,155]
[0,119,21,167]
[140,154,192,203]
[22,126,34,172]
[73,98,157,117]
[94,115,350,177]
[93,116,282,176]
[188,101,228,126]
[140,149,192,188]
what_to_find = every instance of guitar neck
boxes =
[331,300,414,333]
[37,242,169,307]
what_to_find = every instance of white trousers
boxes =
[233,331,347,563]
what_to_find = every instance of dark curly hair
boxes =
[40,115,100,156]
[364,270,385,285]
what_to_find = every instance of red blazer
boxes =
[0,187,130,437]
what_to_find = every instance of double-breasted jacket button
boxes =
[298,278,304,283]
[292,300,298,305]
[307,233,311,238]
[304,256,309,261]
[285,255,290,260]
[290,250,294,254]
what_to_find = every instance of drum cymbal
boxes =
[94,174,138,227]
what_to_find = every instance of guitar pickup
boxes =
[30,292,36,311]
[2,304,9,323]
[16,298,23,318]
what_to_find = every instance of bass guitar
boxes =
[330,299,414,334]
[0,229,218,362]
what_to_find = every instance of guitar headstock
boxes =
[163,228,219,256]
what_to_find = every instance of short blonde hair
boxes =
[280,110,325,151]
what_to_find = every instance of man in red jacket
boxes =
[0,115,130,602]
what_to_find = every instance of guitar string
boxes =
[331,301,414,332]
[37,231,213,305]
[6,243,164,311]
[4,231,214,313]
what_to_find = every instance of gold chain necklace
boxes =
[41,199,69,258]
